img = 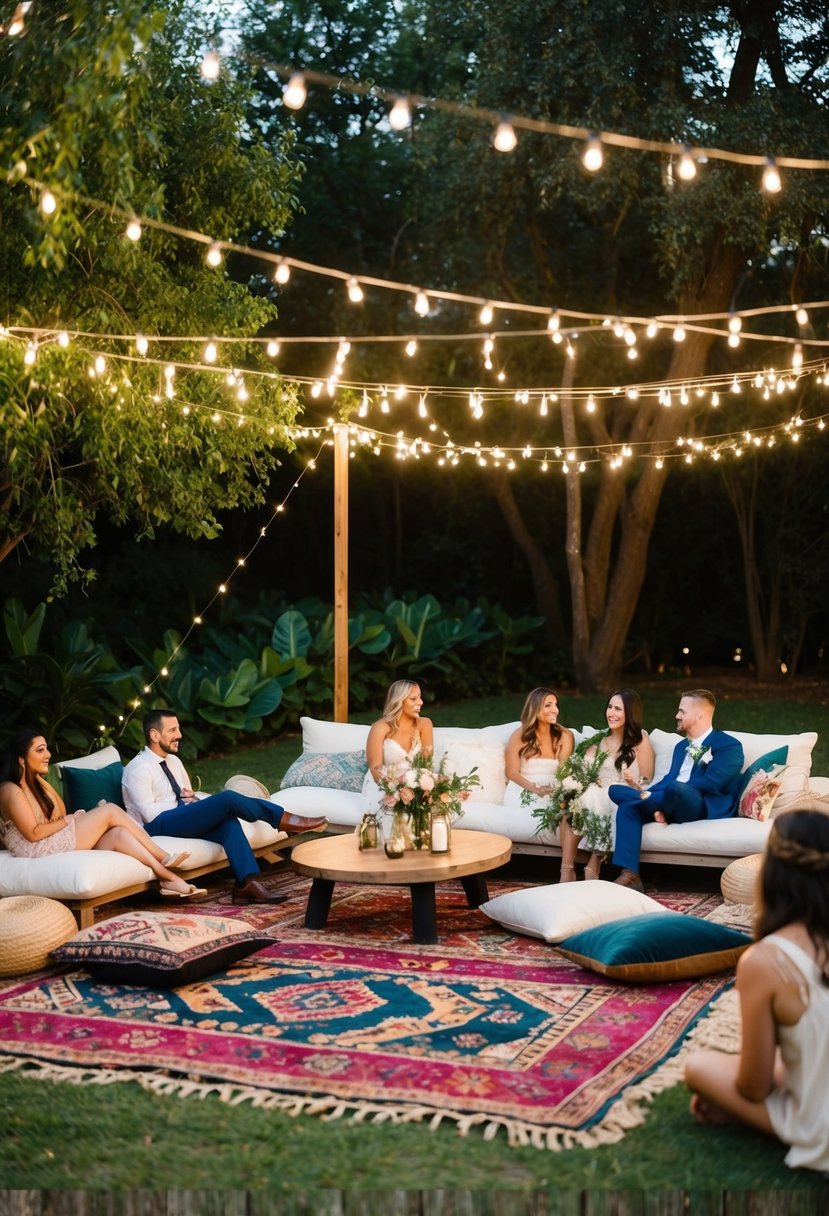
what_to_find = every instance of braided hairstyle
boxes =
[756,808,829,977]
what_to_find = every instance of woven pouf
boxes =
[0,895,78,977]
[721,853,764,905]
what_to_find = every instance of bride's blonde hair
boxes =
[381,679,421,734]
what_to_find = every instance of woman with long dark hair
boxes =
[559,689,654,880]
[0,729,206,900]
[685,808,829,1173]
[504,687,574,807]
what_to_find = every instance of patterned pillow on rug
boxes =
[280,750,367,792]
[555,912,752,982]
[51,910,275,987]
[479,880,667,943]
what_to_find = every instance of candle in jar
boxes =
[431,818,449,852]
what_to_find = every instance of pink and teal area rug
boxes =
[0,877,738,1149]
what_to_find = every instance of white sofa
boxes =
[0,747,290,926]
[274,717,828,868]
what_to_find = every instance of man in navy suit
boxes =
[609,689,743,891]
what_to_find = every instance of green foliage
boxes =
[0,1,303,589]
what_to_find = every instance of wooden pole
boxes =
[333,425,349,721]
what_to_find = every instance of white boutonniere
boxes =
[687,742,713,765]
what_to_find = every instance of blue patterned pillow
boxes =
[556,912,751,982]
[280,750,367,793]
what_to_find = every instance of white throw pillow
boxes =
[300,716,370,754]
[443,738,507,804]
[479,880,668,943]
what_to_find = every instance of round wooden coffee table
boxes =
[290,829,513,944]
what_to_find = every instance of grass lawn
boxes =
[2,687,828,1193]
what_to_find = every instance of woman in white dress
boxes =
[362,679,434,809]
[504,688,574,812]
[559,688,654,881]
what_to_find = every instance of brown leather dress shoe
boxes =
[614,869,645,892]
[231,878,288,905]
[279,813,329,835]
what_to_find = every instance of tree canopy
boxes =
[1,0,302,589]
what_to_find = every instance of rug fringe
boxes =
[0,985,741,1152]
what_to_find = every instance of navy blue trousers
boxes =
[146,790,285,884]
[610,782,706,873]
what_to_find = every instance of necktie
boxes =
[159,759,182,803]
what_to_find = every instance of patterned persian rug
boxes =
[0,874,739,1150]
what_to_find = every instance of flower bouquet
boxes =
[376,751,480,850]
[526,729,613,856]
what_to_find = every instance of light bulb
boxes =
[125,219,142,242]
[795,306,809,327]
[40,190,57,216]
[24,342,36,366]
[624,327,637,346]
[582,136,603,172]
[728,332,741,348]
[792,343,803,370]
[677,145,697,181]
[479,302,494,326]
[200,50,221,81]
[414,290,429,316]
[274,260,291,285]
[493,119,517,153]
[762,156,781,193]
[95,355,106,374]
[57,330,70,348]
[673,325,686,342]
[405,339,417,357]
[203,340,217,363]
[388,97,411,130]
[205,243,223,268]
[728,314,742,334]
[135,334,149,356]
[547,310,560,334]
[347,277,364,303]
[283,73,307,110]
[266,340,280,357]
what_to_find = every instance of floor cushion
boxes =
[0,895,79,976]
[478,879,667,943]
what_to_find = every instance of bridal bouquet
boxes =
[527,729,613,855]
[376,752,480,849]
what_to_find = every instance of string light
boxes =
[40,190,57,216]
[388,97,411,130]
[274,260,291,285]
[582,135,603,172]
[266,340,280,357]
[493,119,517,153]
[762,156,782,193]
[347,277,364,303]
[283,73,307,110]
[414,291,430,316]
[125,219,142,242]
[405,339,417,357]
[135,333,149,356]
[203,340,217,363]
[677,145,697,181]
[205,243,223,268]
[200,50,221,81]
[479,303,494,326]
[57,330,70,348]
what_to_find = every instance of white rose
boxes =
[404,768,419,787]
[562,776,581,792]
[419,771,435,792]
[701,749,713,765]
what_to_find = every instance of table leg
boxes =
[461,874,489,908]
[305,877,335,929]
[410,882,438,944]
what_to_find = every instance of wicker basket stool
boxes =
[0,895,78,977]
[720,853,764,906]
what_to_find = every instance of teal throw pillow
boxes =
[737,746,788,800]
[281,750,367,793]
[61,760,125,813]
[556,912,752,982]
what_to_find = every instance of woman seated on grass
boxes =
[503,688,574,808]
[0,728,206,901]
[684,807,829,1173]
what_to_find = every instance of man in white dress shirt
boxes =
[122,709,327,904]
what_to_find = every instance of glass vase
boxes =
[384,809,406,859]
[429,810,451,854]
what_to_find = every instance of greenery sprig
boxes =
[525,729,613,855]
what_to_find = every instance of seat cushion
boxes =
[556,913,752,982]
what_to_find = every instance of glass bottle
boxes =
[358,811,380,850]
[384,808,406,859]
[429,809,451,854]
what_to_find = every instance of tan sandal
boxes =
[584,863,601,880]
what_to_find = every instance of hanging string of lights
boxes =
[110,437,327,739]
[253,61,829,187]
[15,176,827,359]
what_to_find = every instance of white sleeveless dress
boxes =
[763,934,829,1173]
[503,758,559,810]
[577,745,644,848]
[361,736,421,811]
